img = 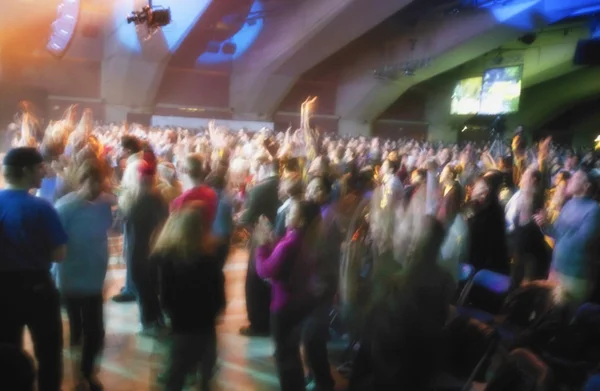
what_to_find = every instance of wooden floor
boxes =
[25,248,349,391]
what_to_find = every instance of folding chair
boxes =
[453,263,476,303]
[457,269,512,324]
[485,348,556,391]
[430,316,499,391]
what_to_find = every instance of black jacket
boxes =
[154,252,226,334]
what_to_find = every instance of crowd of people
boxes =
[1,99,600,391]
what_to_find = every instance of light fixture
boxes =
[46,0,80,58]
[127,6,171,28]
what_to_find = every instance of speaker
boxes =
[205,41,221,53]
[222,42,236,55]
[573,39,600,65]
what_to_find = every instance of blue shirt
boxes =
[211,189,233,240]
[550,197,600,278]
[37,177,59,203]
[54,192,114,294]
[0,189,68,272]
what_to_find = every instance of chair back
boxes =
[485,348,556,391]
[443,316,499,382]
[458,269,511,314]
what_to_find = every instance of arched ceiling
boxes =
[228,0,416,118]
[333,0,569,122]
[2,0,600,129]
[423,21,589,91]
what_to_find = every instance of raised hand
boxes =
[533,210,546,227]
[255,215,274,246]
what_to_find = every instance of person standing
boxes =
[239,156,280,337]
[112,135,144,303]
[123,151,169,335]
[0,147,67,391]
[54,159,115,391]
[170,154,217,220]
[254,200,325,391]
[152,204,226,391]
[535,168,600,309]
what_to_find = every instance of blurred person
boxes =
[111,135,145,303]
[37,143,63,203]
[0,147,67,391]
[274,175,304,238]
[54,159,115,391]
[205,166,234,270]
[505,166,550,287]
[152,204,226,391]
[254,200,331,391]
[466,175,510,274]
[349,216,455,391]
[546,171,571,224]
[157,161,182,205]
[437,164,462,229]
[171,154,218,227]
[535,168,600,309]
[238,156,280,337]
[122,151,169,335]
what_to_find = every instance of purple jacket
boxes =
[256,229,313,311]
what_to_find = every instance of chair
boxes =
[485,348,556,391]
[457,269,512,324]
[494,282,556,344]
[430,316,499,391]
[459,263,475,284]
[451,263,476,304]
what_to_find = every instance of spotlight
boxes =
[127,3,171,28]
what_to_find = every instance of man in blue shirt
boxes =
[55,159,114,391]
[535,168,600,309]
[0,147,68,391]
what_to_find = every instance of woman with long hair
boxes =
[151,204,225,391]
[253,200,325,391]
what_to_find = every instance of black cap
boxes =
[3,147,44,167]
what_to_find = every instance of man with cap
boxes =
[0,147,68,391]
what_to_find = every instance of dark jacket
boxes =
[239,176,280,228]
[124,192,169,272]
[155,252,225,334]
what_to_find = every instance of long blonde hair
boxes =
[152,203,216,260]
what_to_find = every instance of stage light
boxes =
[127,4,171,28]
[46,0,81,58]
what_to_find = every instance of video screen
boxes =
[479,66,523,115]
[450,77,483,115]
